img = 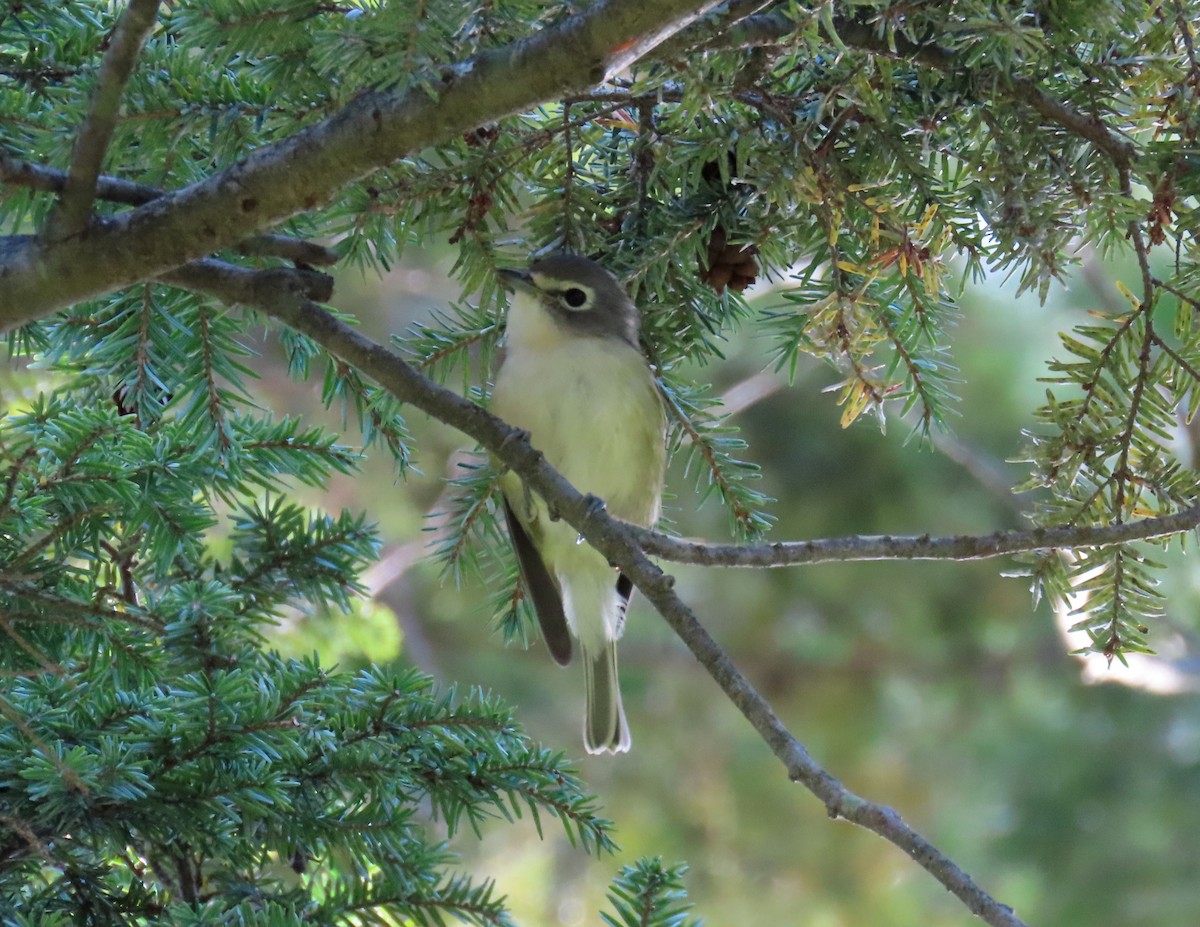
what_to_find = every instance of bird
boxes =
[491,254,666,754]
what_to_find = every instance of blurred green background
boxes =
[257,249,1200,927]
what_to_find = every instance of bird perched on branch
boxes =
[492,254,666,754]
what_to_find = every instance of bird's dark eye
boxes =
[563,288,588,309]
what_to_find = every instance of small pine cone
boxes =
[728,253,760,292]
[699,224,759,294]
[705,264,733,294]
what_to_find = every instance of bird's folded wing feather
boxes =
[504,499,573,666]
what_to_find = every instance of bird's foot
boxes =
[496,426,532,457]
[575,494,607,543]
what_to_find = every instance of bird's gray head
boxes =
[500,254,640,347]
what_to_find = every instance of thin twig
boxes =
[45,0,163,240]
[0,612,66,677]
[659,385,759,532]
[694,9,796,51]
[1121,167,1157,309]
[0,810,57,868]
[1152,331,1200,386]
[0,594,162,632]
[0,694,88,794]
[196,305,232,453]
[632,503,1200,567]
[1007,76,1136,168]
[653,0,782,58]
[1155,276,1200,313]
[1104,164,1161,523]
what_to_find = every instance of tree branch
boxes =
[702,11,1137,168]
[2,153,160,206]
[44,0,163,241]
[653,0,780,58]
[117,258,1200,570]
[634,506,1200,566]
[692,9,794,50]
[1,153,338,267]
[233,234,339,267]
[161,259,334,307]
[837,18,1135,167]
[0,1,1137,332]
[1005,76,1136,169]
[0,0,720,329]
[201,277,1030,927]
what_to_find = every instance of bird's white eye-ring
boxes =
[562,287,590,309]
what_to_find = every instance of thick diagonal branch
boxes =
[0,154,338,267]
[0,0,719,329]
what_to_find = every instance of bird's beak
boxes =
[497,268,536,294]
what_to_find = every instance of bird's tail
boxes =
[582,640,630,754]
[561,552,631,754]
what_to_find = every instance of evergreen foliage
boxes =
[0,366,615,924]
[2,0,1200,922]
[600,859,699,927]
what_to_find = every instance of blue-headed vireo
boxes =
[492,254,666,754]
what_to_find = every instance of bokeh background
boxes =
[254,247,1200,927]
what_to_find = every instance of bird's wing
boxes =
[504,499,573,666]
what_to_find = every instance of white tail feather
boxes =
[560,551,629,754]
